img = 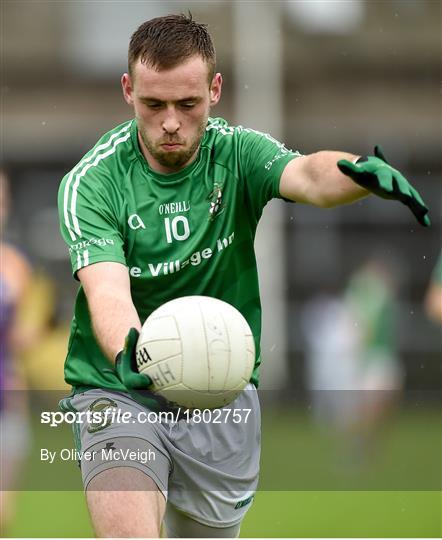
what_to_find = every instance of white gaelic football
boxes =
[136,296,255,409]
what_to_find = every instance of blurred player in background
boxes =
[302,255,402,467]
[343,256,403,461]
[302,292,361,430]
[425,251,442,325]
[0,170,32,535]
[57,14,430,538]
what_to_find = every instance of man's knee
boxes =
[86,467,166,538]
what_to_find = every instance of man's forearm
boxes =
[302,151,368,208]
[88,290,142,363]
[282,145,429,225]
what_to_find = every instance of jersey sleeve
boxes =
[237,126,302,216]
[58,165,127,278]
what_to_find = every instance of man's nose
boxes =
[162,108,180,134]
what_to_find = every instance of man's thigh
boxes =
[62,389,171,537]
[61,389,171,493]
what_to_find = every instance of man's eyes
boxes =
[143,102,196,110]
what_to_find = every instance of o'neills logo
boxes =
[158,201,190,216]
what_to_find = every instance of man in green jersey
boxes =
[58,14,429,538]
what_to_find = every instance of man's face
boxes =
[122,56,222,173]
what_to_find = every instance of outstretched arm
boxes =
[280,146,430,226]
[280,150,366,208]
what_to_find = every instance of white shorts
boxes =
[61,384,260,529]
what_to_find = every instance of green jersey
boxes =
[345,267,396,361]
[58,117,300,391]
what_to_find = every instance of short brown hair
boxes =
[128,13,216,82]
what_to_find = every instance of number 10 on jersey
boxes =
[164,216,190,243]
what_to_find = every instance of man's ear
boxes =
[210,73,223,106]
[121,73,134,105]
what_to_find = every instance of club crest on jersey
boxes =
[208,182,225,221]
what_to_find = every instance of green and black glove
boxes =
[337,145,430,227]
[115,328,170,411]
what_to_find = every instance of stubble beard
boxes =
[140,118,208,171]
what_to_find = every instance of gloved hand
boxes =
[337,146,430,227]
[115,328,152,389]
[115,328,171,411]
